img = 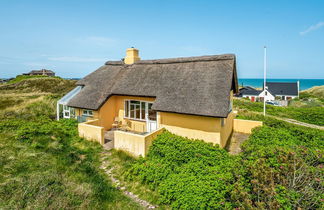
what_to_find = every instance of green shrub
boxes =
[127,131,240,209]
[237,125,324,209]
[234,99,324,126]
[126,123,324,209]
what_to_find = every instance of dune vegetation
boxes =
[299,85,324,103]
[111,118,323,209]
[233,87,324,126]
[0,76,141,209]
[0,76,323,209]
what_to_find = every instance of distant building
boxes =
[238,82,299,102]
[0,78,14,84]
[23,69,55,76]
[237,86,262,102]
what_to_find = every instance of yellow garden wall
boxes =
[114,128,164,157]
[159,112,222,145]
[233,119,263,134]
[78,119,105,145]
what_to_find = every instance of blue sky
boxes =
[0,0,323,79]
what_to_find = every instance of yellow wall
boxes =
[219,90,235,147]
[113,96,155,132]
[75,108,99,121]
[233,119,263,134]
[75,96,155,132]
[220,111,234,148]
[78,119,105,145]
[75,91,235,148]
[159,112,222,145]
[114,128,164,157]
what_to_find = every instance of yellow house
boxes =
[59,48,239,156]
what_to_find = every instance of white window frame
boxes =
[83,109,93,117]
[124,99,152,122]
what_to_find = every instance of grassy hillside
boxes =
[0,76,76,94]
[0,77,141,209]
[234,98,324,126]
[300,85,324,102]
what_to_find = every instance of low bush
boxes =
[126,124,324,209]
[127,131,242,209]
[237,125,324,209]
[234,99,324,126]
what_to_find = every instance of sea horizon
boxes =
[1,77,323,91]
[238,78,324,90]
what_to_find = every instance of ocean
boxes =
[238,79,324,91]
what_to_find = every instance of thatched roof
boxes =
[68,54,238,118]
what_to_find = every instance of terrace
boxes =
[78,119,164,157]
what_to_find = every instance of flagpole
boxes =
[263,46,267,116]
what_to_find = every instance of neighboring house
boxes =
[265,82,299,100]
[237,86,262,102]
[238,82,299,102]
[58,48,239,155]
[23,69,55,76]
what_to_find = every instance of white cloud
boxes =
[300,21,324,35]
[48,56,108,62]
[24,62,49,68]
[77,36,118,46]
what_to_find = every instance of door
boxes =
[251,96,255,102]
[146,103,157,132]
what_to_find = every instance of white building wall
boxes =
[258,90,275,101]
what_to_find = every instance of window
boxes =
[83,109,93,117]
[124,100,154,121]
